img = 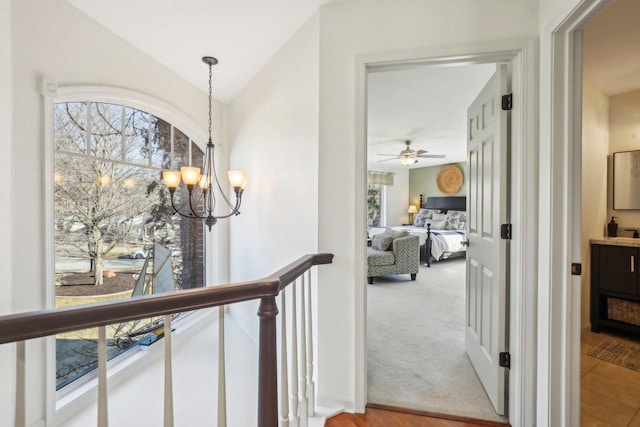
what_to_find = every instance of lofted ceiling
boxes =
[65,0,639,174]
[367,64,496,171]
[66,0,343,103]
[583,0,640,96]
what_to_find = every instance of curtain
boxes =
[367,171,394,186]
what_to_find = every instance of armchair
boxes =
[367,234,420,284]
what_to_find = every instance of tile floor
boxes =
[581,329,640,426]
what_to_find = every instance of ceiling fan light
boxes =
[400,156,417,166]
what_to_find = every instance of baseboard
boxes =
[366,403,511,427]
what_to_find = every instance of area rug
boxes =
[587,337,640,371]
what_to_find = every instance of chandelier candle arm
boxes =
[161,55,247,231]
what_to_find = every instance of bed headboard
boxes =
[421,196,466,213]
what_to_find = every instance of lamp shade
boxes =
[180,166,202,186]
[162,171,182,189]
[228,170,247,189]
[408,205,418,214]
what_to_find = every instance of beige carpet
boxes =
[366,257,507,423]
[588,337,640,371]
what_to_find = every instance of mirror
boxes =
[613,150,640,210]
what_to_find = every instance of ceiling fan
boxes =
[377,140,446,166]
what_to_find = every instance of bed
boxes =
[368,196,467,267]
[419,196,467,266]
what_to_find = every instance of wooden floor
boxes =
[325,406,509,427]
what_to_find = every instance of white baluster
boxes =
[218,307,227,427]
[305,270,315,416]
[164,315,174,427]
[298,276,308,427]
[279,291,289,427]
[289,283,299,427]
[97,326,109,427]
[15,341,25,427]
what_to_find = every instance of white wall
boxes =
[608,89,640,228]
[581,82,609,330]
[7,0,219,424]
[0,1,14,424]
[539,0,573,28]
[317,0,538,408]
[227,14,320,341]
[384,168,409,226]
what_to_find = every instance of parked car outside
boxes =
[130,249,148,259]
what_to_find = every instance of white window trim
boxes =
[42,81,219,423]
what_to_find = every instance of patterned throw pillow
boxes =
[443,211,467,230]
[413,209,441,227]
[371,234,394,251]
[382,229,410,240]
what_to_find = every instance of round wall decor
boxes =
[436,164,463,195]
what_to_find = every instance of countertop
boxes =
[590,237,640,247]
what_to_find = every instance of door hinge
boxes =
[499,352,510,369]
[501,94,513,111]
[571,263,582,276]
[500,223,512,240]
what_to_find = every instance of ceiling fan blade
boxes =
[377,154,402,157]
[416,154,446,158]
[415,150,428,155]
[377,157,401,162]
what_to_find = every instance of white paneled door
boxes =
[465,64,509,415]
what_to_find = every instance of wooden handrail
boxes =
[0,253,333,345]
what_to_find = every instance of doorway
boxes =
[580,1,640,425]
[361,55,525,424]
[354,43,537,426]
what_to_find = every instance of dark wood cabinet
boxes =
[591,242,640,333]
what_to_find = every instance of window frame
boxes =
[43,83,219,421]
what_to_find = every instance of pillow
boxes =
[443,211,467,230]
[382,229,409,240]
[413,208,441,227]
[371,234,394,251]
[425,213,448,229]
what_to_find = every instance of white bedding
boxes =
[368,225,467,261]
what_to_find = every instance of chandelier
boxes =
[162,56,247,231]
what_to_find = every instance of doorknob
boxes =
[461,240,470,247]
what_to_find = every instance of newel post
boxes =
[257,296,279,427]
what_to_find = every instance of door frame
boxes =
[538,0,612,425]
[354,39,538,426]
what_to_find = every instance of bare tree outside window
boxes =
[53,100,205,389]
[367,184,382,227]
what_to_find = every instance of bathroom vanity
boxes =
[590,237,640,334]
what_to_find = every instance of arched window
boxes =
[51,88,209,390]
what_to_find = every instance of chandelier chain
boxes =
[208,63,213,140]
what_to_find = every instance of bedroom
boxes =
[364,62,509,423]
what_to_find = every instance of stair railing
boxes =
[0,253,333,427]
